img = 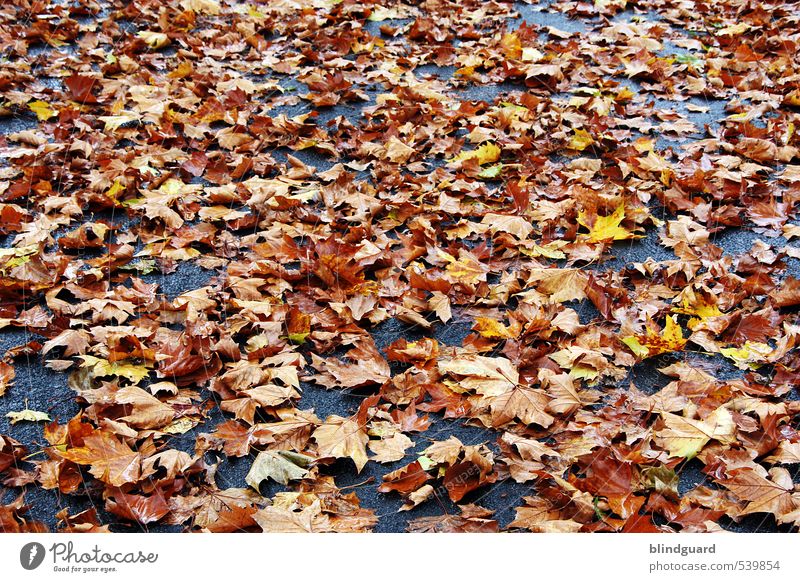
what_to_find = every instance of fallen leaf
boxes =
[622,316,687,359]
[312,415,369,472]
[28,100,57,121]
[246,450,311,488]
[449,142,501,165]
[438,354,518,397]
[577,205,640,243]
[5,408,51,425]
[60,431,142,487]
[656,406,736,458]
[368,432,414,463]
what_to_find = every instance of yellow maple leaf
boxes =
[473,317,521,340]
[622,316,686,359]
[615,87,635,102]
[520,241,567,259]
[28,100,57,121]
[577,204,640,243]
[245,4,267,18]
[568,128,594,151]
[719,341,773,370]
[438,249,487,285]
[500,32,522,59]
[671,288,722,329]
[656,406,735,459]
[168,61,194,79]
[0,245,38,273]
[784,91,800,107]
[79,355,150,383]
[105,179,125,203]
[449,142,501,165]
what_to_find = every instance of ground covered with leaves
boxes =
[1,0,800,533]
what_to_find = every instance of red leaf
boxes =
[64,74,98,104]
[377,461,430,494]
[105,488,170,524]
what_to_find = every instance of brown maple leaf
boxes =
[59,430,142,487]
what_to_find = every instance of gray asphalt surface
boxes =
[1,0,798,533]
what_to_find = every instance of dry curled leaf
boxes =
[312,415,369,473]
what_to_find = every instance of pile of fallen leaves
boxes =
[1,0,800,532]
